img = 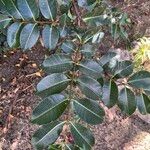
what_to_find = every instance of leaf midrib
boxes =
[32,99,68,121]
[70,122,92,148]
[74,100,102,119]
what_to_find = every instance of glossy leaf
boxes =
[128,71,150,91]
[92,31,104,43]
[43,54,73,73]
[39,0,57,21]
[136,93,150,115]
[79,60,103,79]
[102,80,118,108]
[70,122,95,150]
[73,99,105,124]
[80,43,94,58]
[32,121,64,150]
[112,60,133,78]
[17,0,39,20]
[7,22,22,47]
[87,0,96,5]
[118,87,136,115]
[0,1,8,15]
[42,25,59,50]
[0,14,12,29]
[61,40,76,53]
[37,73,70,97]
[59,14,71,38]
[20,23,39,50]
[77,75,102,100]
[3,0,24,19]
[32,94,69,125]
[98,52,117,66]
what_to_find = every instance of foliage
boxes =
[133,37,150,70]
[0,0,150,149]
[0,29,9,52]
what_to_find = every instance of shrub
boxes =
[0,0,150,149]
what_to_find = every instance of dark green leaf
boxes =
[43,54,73,73]
[59,14,71,37]
[3,0,24,19]
[39,0,57,21]
[102,80,118,108]
[17,0,39,20]
[0,1,8,15]
[118,87,136,115]
[42,25,59,50]
[73,99,105,124]
[98,52,117,66]
[136,93,150,115]
[20,23,39,50]
[113,60,133,78]
[128,71,150,91]
[111,23,119,41]
[77,75,102,100]
[80,43,94,58]
[37,73,70,97]
[87,0,96,5]
[70,122,95,150]
[79,60,103,79]
[32,94,69,125]
[7,22,22,48]
[0,14,12,29]
[32,121,64,150]
[61,40,76,53]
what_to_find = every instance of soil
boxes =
[0,0,150,150]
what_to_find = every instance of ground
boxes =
[0,0,150,150]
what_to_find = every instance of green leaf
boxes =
[59,14,71,38]
[49,144,61,150]
[32,94,69,125]
[0,1,8,15]
[80,43,94,58]
[87,0,96,5]
[61,40,76,53]
[112,60,133,78]
[92,31,104,43]
[32,121,64,150]
[37,73,70,98]
[0,14,12,29]
[7,22,22,48]
[77,75,102,100]
[79,60,103,79]
[111,23,119,41]
[136,93,150,115]
[39,0,57,21]
[70,122,95,150]
[128,71,150,91]
[43,54,73,73]
[42,25,59,50]
[73,99,105,124]
[118,87,136,115]
[98,52,117,66]
[3,0,24,19]
[102,80,118,108]
[17,0,39,21]
[65,144,80,150]
[20,23,39,50]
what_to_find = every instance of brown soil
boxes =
[0,0,150,150]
